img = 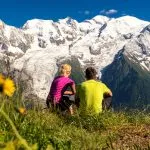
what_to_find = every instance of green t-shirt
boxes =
[77,80,111,114]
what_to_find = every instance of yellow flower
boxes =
[3,78,16,97]
[18,107,27,115]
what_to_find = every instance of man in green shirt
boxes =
[76,67,112,114]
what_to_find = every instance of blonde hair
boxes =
[59,64,71,75]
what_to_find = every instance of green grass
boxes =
[0,96,150,150]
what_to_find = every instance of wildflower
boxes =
[0,75,16,97]
[3,78,15,97]
[18,107,27,115]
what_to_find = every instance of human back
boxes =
[49,75,74,103]
[76,67,112,114]
[78,80,111,114]
[46,64,76,114]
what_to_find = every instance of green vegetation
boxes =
[102,53,150,109]
[0,73,150,150]
[0,96,150,150]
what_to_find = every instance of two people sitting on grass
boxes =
[46,64,112,115]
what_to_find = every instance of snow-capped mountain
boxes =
[102,24,150,108]
[0,16,150,108]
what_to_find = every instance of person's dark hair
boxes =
[85,67,97,80]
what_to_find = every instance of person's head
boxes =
[59,64,72,77]
[85,67,97,80]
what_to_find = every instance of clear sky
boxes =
[0,0,150,27]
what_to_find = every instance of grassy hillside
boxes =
[0,96,150,150]
[0,70,150,150]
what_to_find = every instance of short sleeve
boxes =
[68,78,75,86]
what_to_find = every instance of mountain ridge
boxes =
[0,15,150,108]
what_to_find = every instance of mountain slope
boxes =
[102,24,150,108]
[0,16,150,108]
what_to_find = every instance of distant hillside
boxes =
[102,50,150,109]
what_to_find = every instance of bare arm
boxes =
[108,91,113,96]
[103,90,113,98]
[64,84,76,95]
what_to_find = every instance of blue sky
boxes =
[0,0,150,27]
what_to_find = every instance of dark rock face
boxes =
[49,36,65,46]
[38,38,47,48]
[0,43,8,51]
[89,46,101,55]
[123,33,133,39]
[141,24,150,33]
[98,23,107,37]
[0,32,9,51]
[101,50,150,109]
[9,31,33,52]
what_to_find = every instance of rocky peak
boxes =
[0,16,150,108]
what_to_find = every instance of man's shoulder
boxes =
[77,80,106,86]
[80,80,100,84]
[80,80,89,86]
